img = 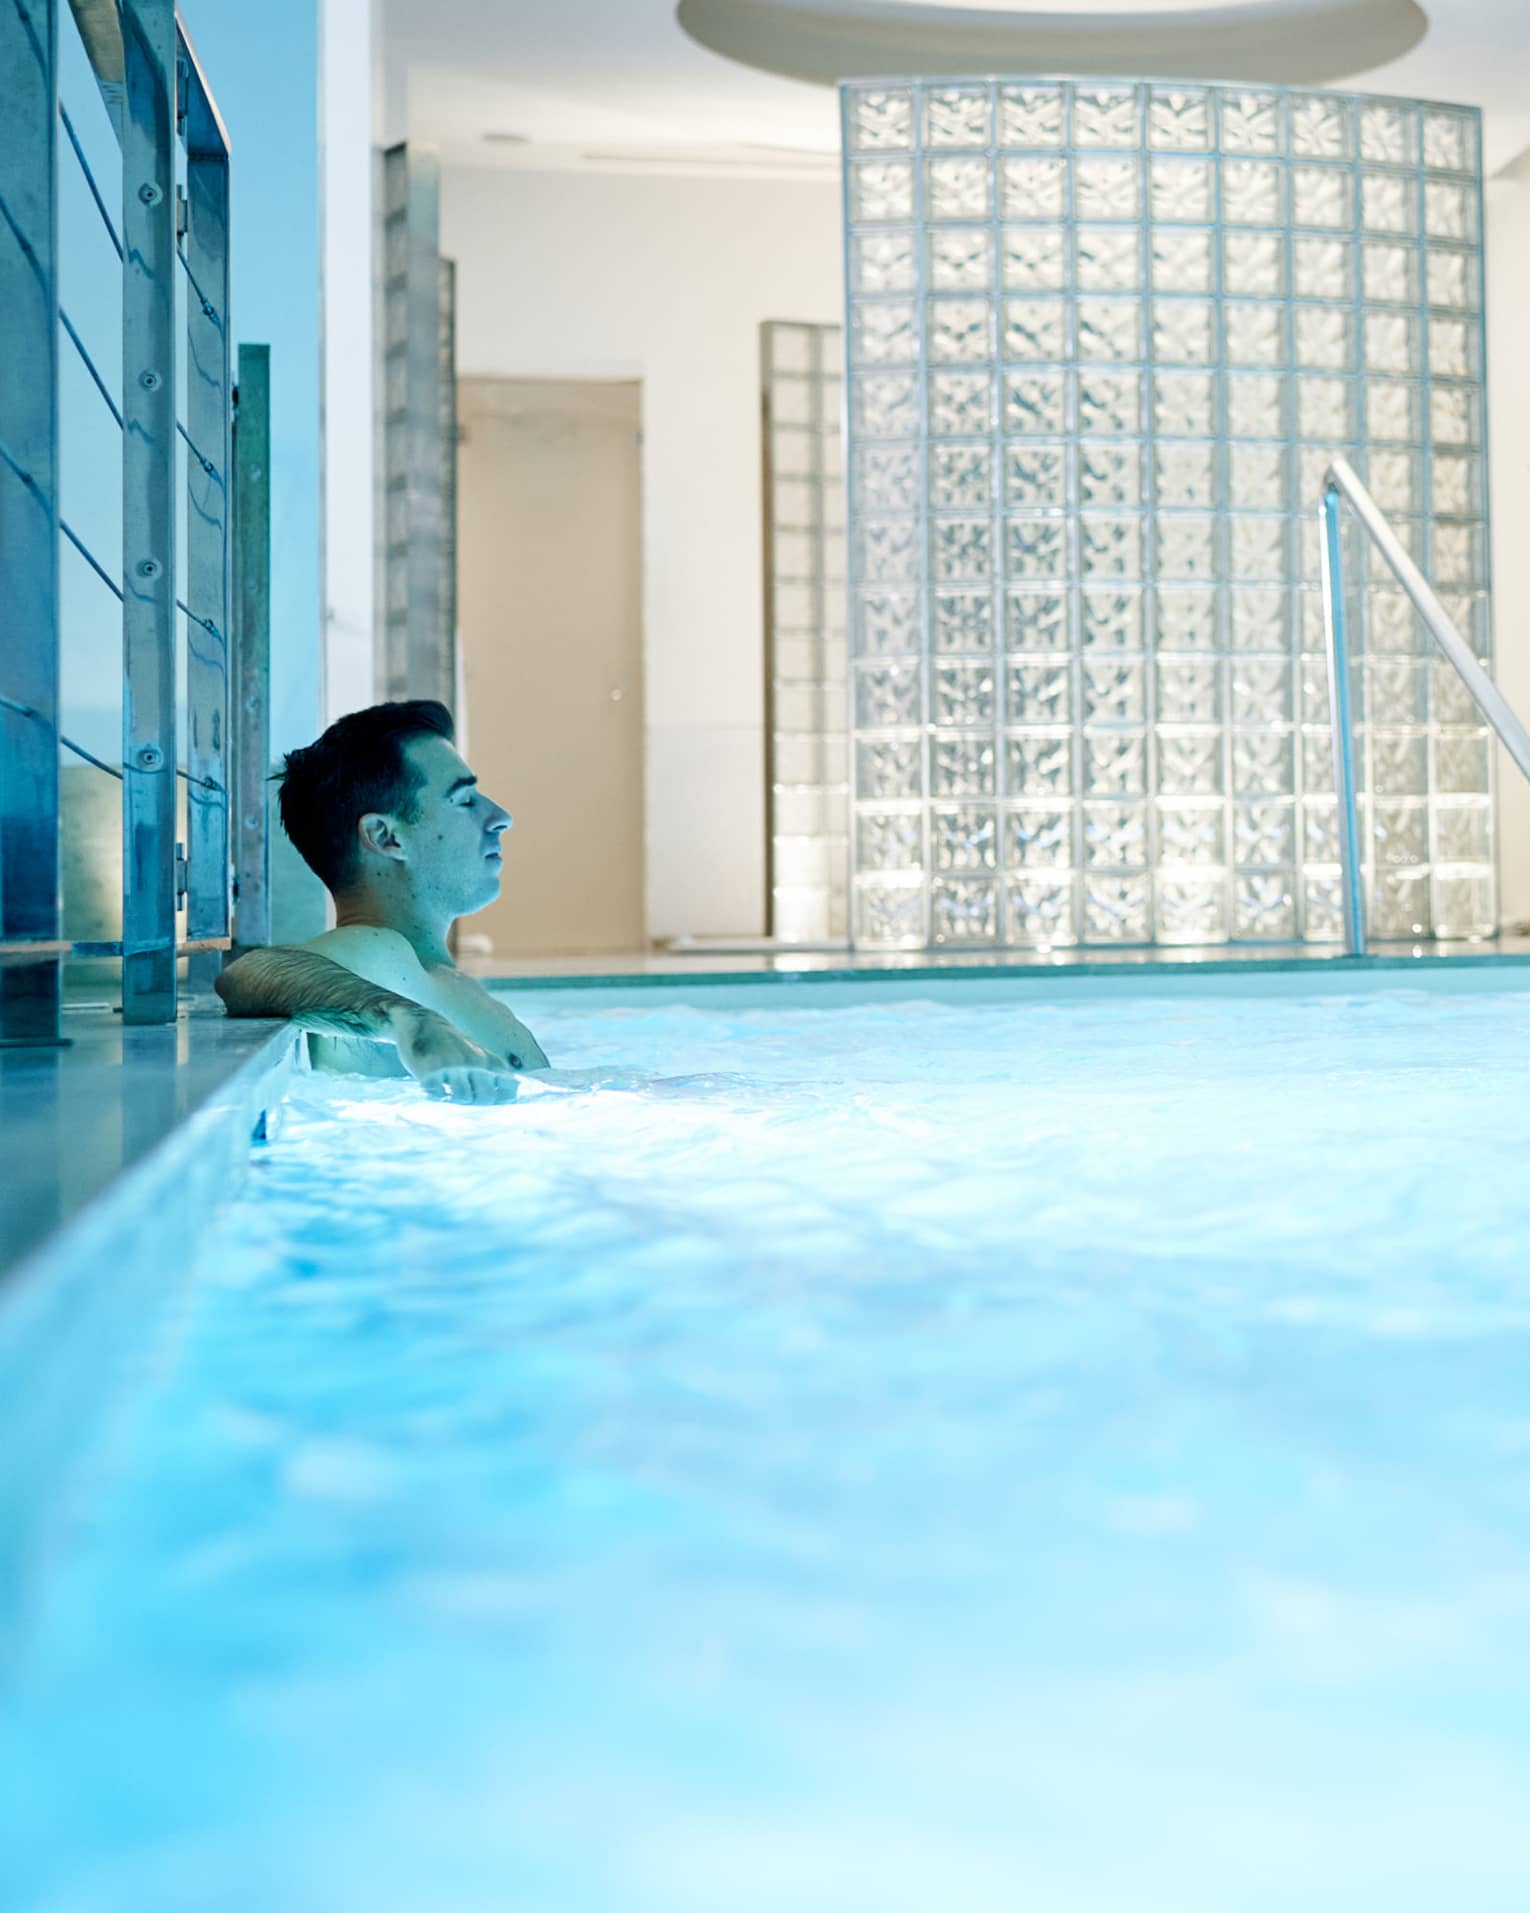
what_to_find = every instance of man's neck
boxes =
[333,888,454,968]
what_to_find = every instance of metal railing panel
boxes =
[118,0,178,1022]
[232,343,271,955]
[0,0,64,1045]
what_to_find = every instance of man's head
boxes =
[277,701,510,919]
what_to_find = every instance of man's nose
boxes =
[487,807,511,836]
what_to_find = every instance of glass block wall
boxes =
[840,79,1493,949]
[763,322,849,943]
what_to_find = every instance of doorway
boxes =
[455,377,645,957]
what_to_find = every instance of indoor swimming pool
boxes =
[5,971,1530,1911]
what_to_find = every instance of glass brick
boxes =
[852,231,917,295]
[770,428,815,479]
[1004,513,1068,580]
[1151,158,1212,223]
[1081,515,1143,581]
[1228,442,1285,509]
[926,85,993,149]
[1225,301,1283,367]
[1431,451,1477,517]
[1293,236,1353,300]
[1422,108,1475,174]
[1082,588,1145,651]
[856,445,918,514]
[1006,875,1076,945]
[1155,372,1216,437]
[855,879,924,946]
[1007,806,1073,869]
[1367,448,1418,513]
[1220,90,1281,154]
[1152,229,1214,294]
[853,300,917,366]
[1007,659,1072,725]
[1297,376,1354,441]
[1235,872,1297,939]
[1156,441,1215,508]
[1367,657,1428,724]
[1371,866,1428,938]
[1223,160,1283,226]
[1291,94,1352,160]
[1154,298,1215,365]
[1077,370,1141,436]
[932,806,997,874]
[929,228,994,291]
[1224,239,1286,311]
[1360,101,1416,166]
[1227,373,1285,439]
[1006,589,1070,652]
[1085,874,1151,941]
[1073,86,1140,149]
[1006,729,1074,797]
[1426,248,1474,310]
[1362,171,1416,236]
[855,659,921,727]
[931,735,996,797]
[1230,515,1287,582]
[929,445,992,512]
[933,661,995,726]
[1157,657,1220,724]
[1085,730,1146,795]
[1075,156,1141,221]
[857,808,922,871]
[1002,297,1068,363]
[1077,227,1141,292]
[1079,440,1142,507]
[1000,84,1065,149]
[1150,87,1211,150]
[1429,317,1474,381]
[933,590,995,655]
[848,88,914,152]
[1296,307,1353,371]
[1230,585,1289,650]
[1303,795,1339,859]
[1432,869,1494,939]
[1431,385,1475,446]
[1434,730,1490,795]
[1434,800,1491,864]
[1371,798,1428,866]
[1156,587,1218,650]
[1084,800,1148,866]
[929,370,993,436]
[1157,515,1217,582]
[927,297,992,365]
[1432,521,1481,587]
[931,877,999,943]
[1077,297,1141,363]
[1001,228,1065,291]
[1083,658,1145,725]
[1234,799,1295,866]
[1362,248,1417,319]
[1231,655,1292,722]
[1005,441,1069,509]
[1233,729,1294,794]
[932,517,993,582]
[773,476,818,529]
[928,156,993,222]
[1303,871,1344,942]
[1364,311,1418,375]
[1292,166,1352,229]
[851,158,915,223]
[858,737,922,800]
[1002,157,1067,221]
[1372,729,1429,794]
[857,519,919,586]
[1368,591,1418,654]
[1158,874,1229,942]
[1368,379,1420,443]
[771,377,815,429]
[1004,368,1068,435]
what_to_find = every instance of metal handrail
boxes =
[1318,456,1530,957]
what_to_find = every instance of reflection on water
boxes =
[6,991,1530,1912]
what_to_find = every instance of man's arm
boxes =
[215,948,518,1104]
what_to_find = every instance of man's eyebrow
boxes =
[445,774,478,797]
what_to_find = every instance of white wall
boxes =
[440,166,843,942]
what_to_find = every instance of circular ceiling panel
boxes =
[676,0,1428,88]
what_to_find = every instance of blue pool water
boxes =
[6,983,1530,1911]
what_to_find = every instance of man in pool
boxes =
[215,700,545,1105]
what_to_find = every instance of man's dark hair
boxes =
[276,700,454,892]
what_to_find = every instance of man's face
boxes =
[393,733,512,917]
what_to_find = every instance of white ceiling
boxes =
[383,0,1530,178]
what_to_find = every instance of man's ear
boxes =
[357,811,406,862]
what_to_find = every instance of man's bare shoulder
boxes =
[302,925,428,997]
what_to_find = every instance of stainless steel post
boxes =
[1319,483,1366,957]
[231,343,271,955]
[119,0,178,1022]
[0,0,64,1045]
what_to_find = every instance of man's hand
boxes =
[391,1004,520,1105]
